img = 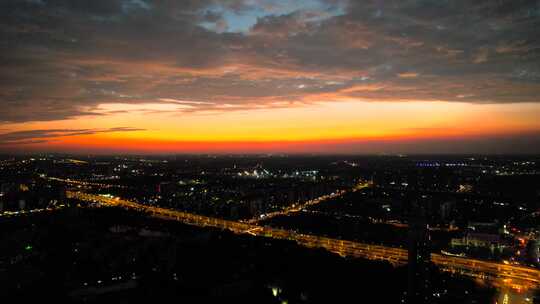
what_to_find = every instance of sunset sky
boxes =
[1,0,540,154]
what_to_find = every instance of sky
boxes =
[1,0,540,154]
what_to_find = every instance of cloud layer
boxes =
[1,0,540,123]
[0,127,145,145]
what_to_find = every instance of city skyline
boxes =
[2,0,540,153]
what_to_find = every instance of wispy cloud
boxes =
[0,127,146,145]
[158,98,215,105]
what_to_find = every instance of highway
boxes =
[243,181,372,224]
[0,206,66,218]
[45,177,128,189]
[67,191,540,289]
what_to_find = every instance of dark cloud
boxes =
[0,127,146,145]
[323,132,540,155]
[1,0,540,122]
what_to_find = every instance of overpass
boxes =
[67,191,540,289]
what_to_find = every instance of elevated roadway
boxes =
[67,191,540,289]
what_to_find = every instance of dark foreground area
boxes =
[0,206,496,303]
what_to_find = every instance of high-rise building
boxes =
[527,239,540,266]
[407,198,431,304]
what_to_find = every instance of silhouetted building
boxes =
[407,198,431,304]
[527,239,540,267]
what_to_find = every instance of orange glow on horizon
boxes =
[3,100,540,153]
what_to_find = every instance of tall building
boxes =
[527,239,540,267]
[407,198,431,303]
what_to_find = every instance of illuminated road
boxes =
[244,181,372,224]
[67,191,540,289]
[45,177,127,189]
[0,206,66,218]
